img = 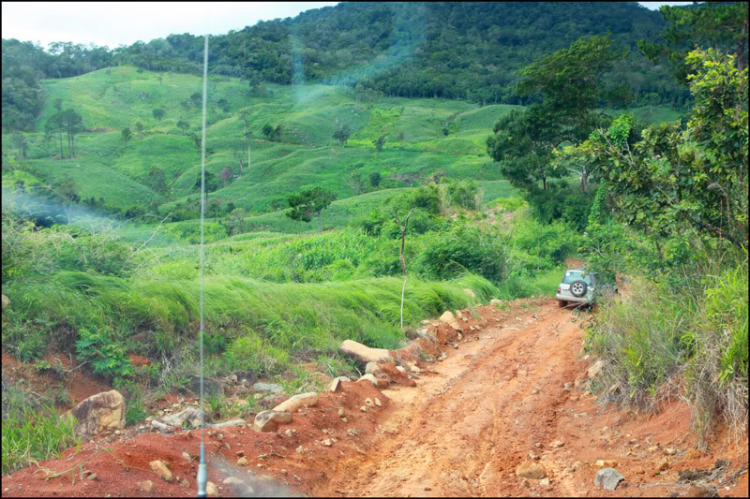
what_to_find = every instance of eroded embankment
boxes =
[2,298,748,497]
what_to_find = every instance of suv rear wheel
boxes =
[570,280,587,297]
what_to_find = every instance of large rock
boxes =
[273,392,318,413]
[357,374,389,388]
[62,390,126,438]
[588,360,604,379]
[1,294,9,310]
[161,407,200,428]
[253,411,293,432]
[150,460,173,482]
[339,340,393,366]
[208,419,246,429]
[516,461,546,479]
[594,468,624,491]
[253,382,284,393]
[439,311,462,331]
[329,376,351,393]
[183,375,225,397]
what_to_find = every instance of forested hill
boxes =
[3,2,687,132]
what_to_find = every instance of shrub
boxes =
[225,332,289,377]
[417,224,508,283]
[76,327,134,384]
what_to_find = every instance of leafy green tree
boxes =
[224,207,247,236]
[146,166,167,193]
[176,120,190,133]
[346,171,366,194]
[60,108,83,158]
[373,134,386,152]
[333,123,351,147]
[194,170,219,194]
[152,108,166,121]
[11,132,28,159]
[638,2,748,80]
[369,172,382,188]
[562,48,748,250]
[135,121,143,133]
[45,113,65,158]
[262,124,273,139]
[286,187,337,232]
[121,127,132,142]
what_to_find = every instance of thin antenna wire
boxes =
[197,33,209,499]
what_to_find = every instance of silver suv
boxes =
[556,269,617,308]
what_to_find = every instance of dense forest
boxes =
[3,2,698,132]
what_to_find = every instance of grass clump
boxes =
[1,381,80,476]
[585,262,748,443]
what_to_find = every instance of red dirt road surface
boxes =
[3,298,748,497]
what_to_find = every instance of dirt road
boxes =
[312,298,748,497]
[3,298,747,497]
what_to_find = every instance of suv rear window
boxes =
[562,271,594,285]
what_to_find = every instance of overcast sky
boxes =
[2,2,695,50]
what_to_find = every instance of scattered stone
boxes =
[551,440,565,448]
[360,406,368,413]
[516,461,546,479]
[347,429,360,437]
[252,383,284,394]
[150,460,173,482]
[253,411,293,433]
[594,468,624,491]
[528,452,539,461]
[184,375,225,397]
[596,460,618,468]
[540,478,551,488]
[657,457,670,471]
[452,343,459,349]
[296,446,305,454]
[161,407,200,428]
[61,390,126,439]
[223,477,244,486]
[357,374,384,387]
[396,366,406,373]
[365,398,375,407]
[439,311,462,331]
[648,445,661,453]
[374,398,382,407]
[136,480,154,493]
[206,481,219,497]
[182,451,191,461]
[273,392,318,413]
[338,408,345,418]
[339,339,393,366]
[664,447,677,456]
[208,419,246,429]
[440,352,447,361]
[571,461,583,472]
[587,360,604,379]
[563,382,572,390]
[365,362,383,376]
[321,438,334,447]
[237,457,248,466]
[342,417,348,423]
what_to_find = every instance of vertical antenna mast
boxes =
[196,33,209,499]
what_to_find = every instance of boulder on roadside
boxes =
[161,407,200,428]
[183,375,225,397]
[206,481,219,497]
[150,460,173,482]
[62,390,126,439]
[253,411,293,432]
[365,362,383,376]
[252,382,284,394]
[594,468,624,491]
[516,461,546,479]
[439,311,462,331]
[587,360,604,379]
[357,374,389,388]
[273,392,319,413]
[329,376,351,392]
[339,340,393,366]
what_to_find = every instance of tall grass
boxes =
[2,382,80,476]
[4,271,496,374]
[585,263,748,443]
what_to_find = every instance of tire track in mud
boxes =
[313,298,585,497]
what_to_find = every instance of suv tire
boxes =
[570,280,587,297]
